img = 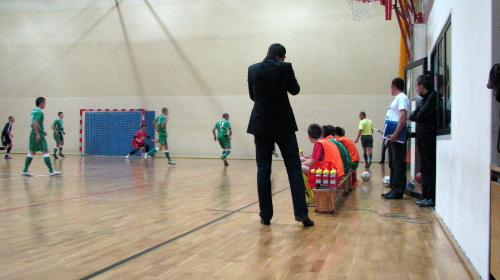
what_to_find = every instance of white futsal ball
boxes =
[361,171,371,181]
[382,176,390,186]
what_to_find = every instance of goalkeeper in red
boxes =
[125,125,157,159]
[212,113,232,166]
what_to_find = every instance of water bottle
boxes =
[330,168,337,188]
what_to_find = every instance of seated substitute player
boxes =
[301,123,344,177]
[212,113,232,166]
[333,126,360,171]
[149,107,175,165]
[125,125,157,159]
[51,112,66,159]
[21,97,62,177]
[1,116,15,159]
[323,125,353,175]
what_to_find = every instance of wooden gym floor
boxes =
[0,155,471,279]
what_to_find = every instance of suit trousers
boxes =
[254,133,308,221]
[381,141,388,162]
[416,137,436,201]
[388,141,407,194]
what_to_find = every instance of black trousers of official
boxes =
[381,141,388,162]
[416,137,436,201]
[388,141,407,194]
[254,133,308,221]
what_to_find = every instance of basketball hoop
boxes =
[348,0,377,21]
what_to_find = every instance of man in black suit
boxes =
[247,43,314,227]
[410,74,438,207]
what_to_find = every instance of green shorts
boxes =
[218,136,231,149]
[158,133,167,145]
[29,132,48,152]
[53,132,64,143]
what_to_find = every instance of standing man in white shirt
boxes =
[382,78,409,199]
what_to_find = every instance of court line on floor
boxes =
[0,175,46,181]
[79,186,290,280]
[0,170,232,213]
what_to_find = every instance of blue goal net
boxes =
[84,110,155,156]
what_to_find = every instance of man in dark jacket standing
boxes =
[247,43,313,227]
[410,74,438,207]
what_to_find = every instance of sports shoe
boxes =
[168,161,176,165]
[5,155,12,159]
[125,154,130,159]
[49,171,63,176]
[59,153,65,158]
[21,171,34,177]
[223,159,229,166]
[53,154,59,160]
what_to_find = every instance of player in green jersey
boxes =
[212,113,232,166]
[21,97,62,177]
[148,107,175,165]
[51,112,65,159]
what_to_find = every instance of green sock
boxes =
[59,147,63,154]
[165,151,172,161]
[44,156,53,173]
[223,149,231,158]
[54,148,58,155]
[147,148,158,156]
[23,156,33,172]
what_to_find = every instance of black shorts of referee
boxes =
[360,135,373,148]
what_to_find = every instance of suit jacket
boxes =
[247,55,300,137]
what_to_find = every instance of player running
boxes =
[21,97,62,177]
[148,107,175,165]
[212,113,232,166]
[125,125,157,159]
[1,116,15,159]
[51,112,66,159]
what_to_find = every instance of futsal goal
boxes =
[80,109,155,156]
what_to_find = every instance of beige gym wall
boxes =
[0,0,400,160]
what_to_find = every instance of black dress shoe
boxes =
[418,199,435,207]
[379,161,385,164]
[260,219,270,225]
[295,216,315,227]
[381,191,403,199]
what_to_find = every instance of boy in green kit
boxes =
[147,107,175,165]
[51,112,65,159]
[21,97,62,177]
[212,113,232,166]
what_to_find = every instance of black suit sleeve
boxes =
[285,63,300,95]
[409,93,437,122]
[248,81,254,101]
[248,65,255,101]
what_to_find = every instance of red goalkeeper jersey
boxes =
[132,131,149,147]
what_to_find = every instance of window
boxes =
[431,19,451,136]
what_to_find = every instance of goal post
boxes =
[80,109,155,156]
